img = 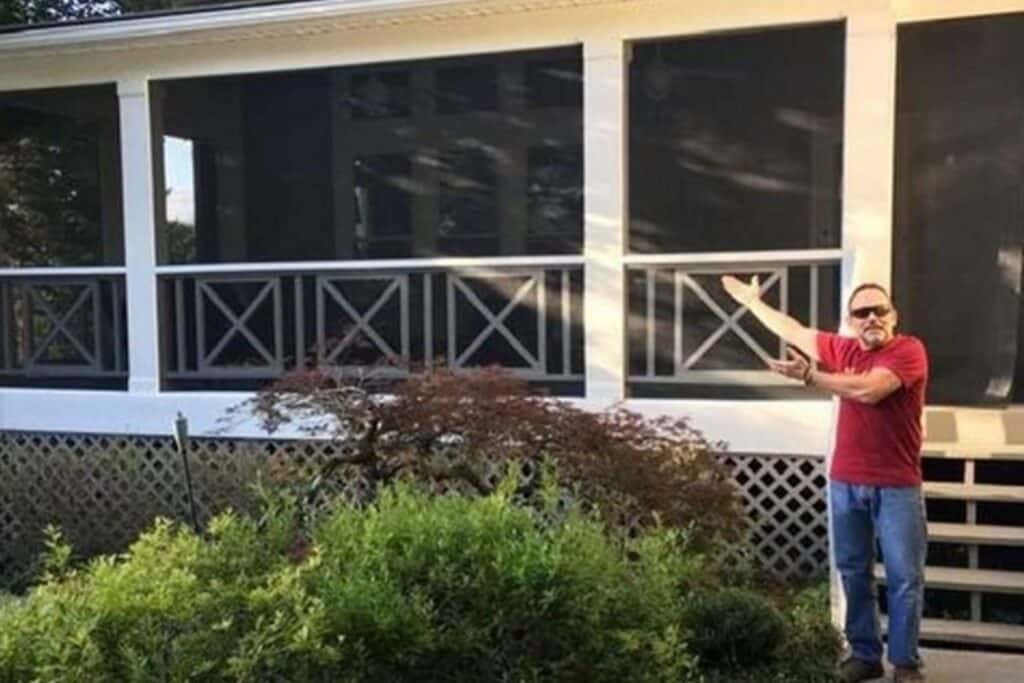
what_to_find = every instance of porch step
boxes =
[883,617,1024,649]
[874,565,1024,593]
[923,482,1024,503]
[928,522,1024,546]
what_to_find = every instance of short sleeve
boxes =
[816,332,845,371]
[876,337,928,388]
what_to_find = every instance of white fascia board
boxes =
[0,0,628,56]
[0,388,835,455]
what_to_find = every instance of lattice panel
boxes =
[718,452,830,579]
[0,431,369,585]
[0,431,828,586]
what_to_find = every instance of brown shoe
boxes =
[893,666,925,682]
[839,656,885,683]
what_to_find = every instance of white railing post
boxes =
[583,37,628,405]
[118,78,161,394]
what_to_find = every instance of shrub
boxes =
[701,582,843,683]
[236,366,741,543]
[683,587,787,668]
[0,484,704,682]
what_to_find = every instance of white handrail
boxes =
[623,248,842,267]
[155,255,585,275]
[0,266,126,277]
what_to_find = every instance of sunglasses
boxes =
[849,305,892,320]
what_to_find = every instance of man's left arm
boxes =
[769,350,901,404]
[769,339,926,404]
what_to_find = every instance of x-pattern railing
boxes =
[448,272,544,372]
[26,282,101,370]
[161,263,580,385]
[0,274,126,381]
[626,252,840,386]
[196,277,283,375]
[677,269,783,371]
[316,274,409,365]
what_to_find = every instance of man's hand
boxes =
[721,275,761,306]
[767,347,810,383]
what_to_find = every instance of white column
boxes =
[830,8,898,631]
[583,38,628,405]
[841,10,897,298]
[118,78,161,394]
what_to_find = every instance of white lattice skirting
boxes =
[720,452,830,578]
[0,431,829,583]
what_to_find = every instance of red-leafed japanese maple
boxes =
[242,365,741,542]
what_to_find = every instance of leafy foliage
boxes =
[702,582,843,683]
[682,587,787,668]
[237,366,742,543]
[0,1,247,26]
[0,484,705,682]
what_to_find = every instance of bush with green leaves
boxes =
[682,587,787,668]
[0,483,705,682]
[699,582,843,683]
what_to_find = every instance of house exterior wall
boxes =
[0,0,1018,452]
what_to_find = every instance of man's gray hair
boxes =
[848,283,892,311]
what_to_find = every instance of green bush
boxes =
[683,587,787,668]
[0,504,300,683]
[702,582,842,683]
[0,484,703,682]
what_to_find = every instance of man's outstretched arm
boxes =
[721,275,821,361]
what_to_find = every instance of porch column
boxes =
[118,78,161,394]
[831,8,898,629]
[842,10,897,297]
[583,38,628,405]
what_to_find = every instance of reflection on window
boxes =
[0,85,123,267]
[438,147,498,255]
[893,13,1024,406]
[353,155,413,259]
[628,23,845,253]
[526,57,583,108]
[528,144,583,253]
[164,135,196,264]
[348,71,411,120]
[152,46,583,264]
[436,64,499,115]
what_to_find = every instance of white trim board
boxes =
[0,388,835,455]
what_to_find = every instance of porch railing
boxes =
[624,250,842,390]
[0,270,127,387]
[157,257,584,389]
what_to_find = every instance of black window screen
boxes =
[894,14,1024,405]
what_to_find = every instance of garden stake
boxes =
[173,412,201,534]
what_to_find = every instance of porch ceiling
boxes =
[0,0,639,58]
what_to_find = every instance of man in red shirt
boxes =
[722,276,928,683]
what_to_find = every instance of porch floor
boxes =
[861,648,1024,682]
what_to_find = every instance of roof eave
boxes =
[0,0,625,57]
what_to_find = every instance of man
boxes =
[721,275,928,683]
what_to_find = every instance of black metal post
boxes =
[173,412,201,534]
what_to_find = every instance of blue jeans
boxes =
[830,481,927,668]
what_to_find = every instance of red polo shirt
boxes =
[816,333,929,487]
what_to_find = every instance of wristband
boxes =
[802,366,813,386]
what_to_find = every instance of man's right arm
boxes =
[721,275,821,361]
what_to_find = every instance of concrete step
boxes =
[874,564,1024,593]
[917,647,1024,682]
[929,522,1024,546]
[883,617,1024,649]
[882,617,1024,649]
[920,618,1024,649]
[923,482,1024,503]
